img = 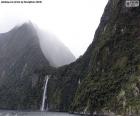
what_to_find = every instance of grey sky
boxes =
[0,0,108,58]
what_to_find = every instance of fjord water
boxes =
[0,111,79,116]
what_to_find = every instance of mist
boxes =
[0,0,108,57]
[36,27,76,67]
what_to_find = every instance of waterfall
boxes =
[41,75,49,111]
[78,78,81,84]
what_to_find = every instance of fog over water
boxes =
[0,0,108,57]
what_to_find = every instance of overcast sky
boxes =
[0,0,108,58]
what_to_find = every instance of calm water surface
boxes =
[0,111,80,116]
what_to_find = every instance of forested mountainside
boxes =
[47,0,140,115]
[0,23,75,110]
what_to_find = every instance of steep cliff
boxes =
[48,0,140,115]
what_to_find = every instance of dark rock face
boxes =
[0,23,49,83]
[0,23,50,110]
[48,0,140,115]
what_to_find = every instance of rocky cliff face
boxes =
[0,22,75,110]
[48,0,140,115]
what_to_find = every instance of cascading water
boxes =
[40,75,49,111]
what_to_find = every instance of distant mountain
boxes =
[0,22,75,109]
[37,28,75,67]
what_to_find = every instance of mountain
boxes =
[0,22,75,110]
[0,0,140,115]
[47,0,140,115]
